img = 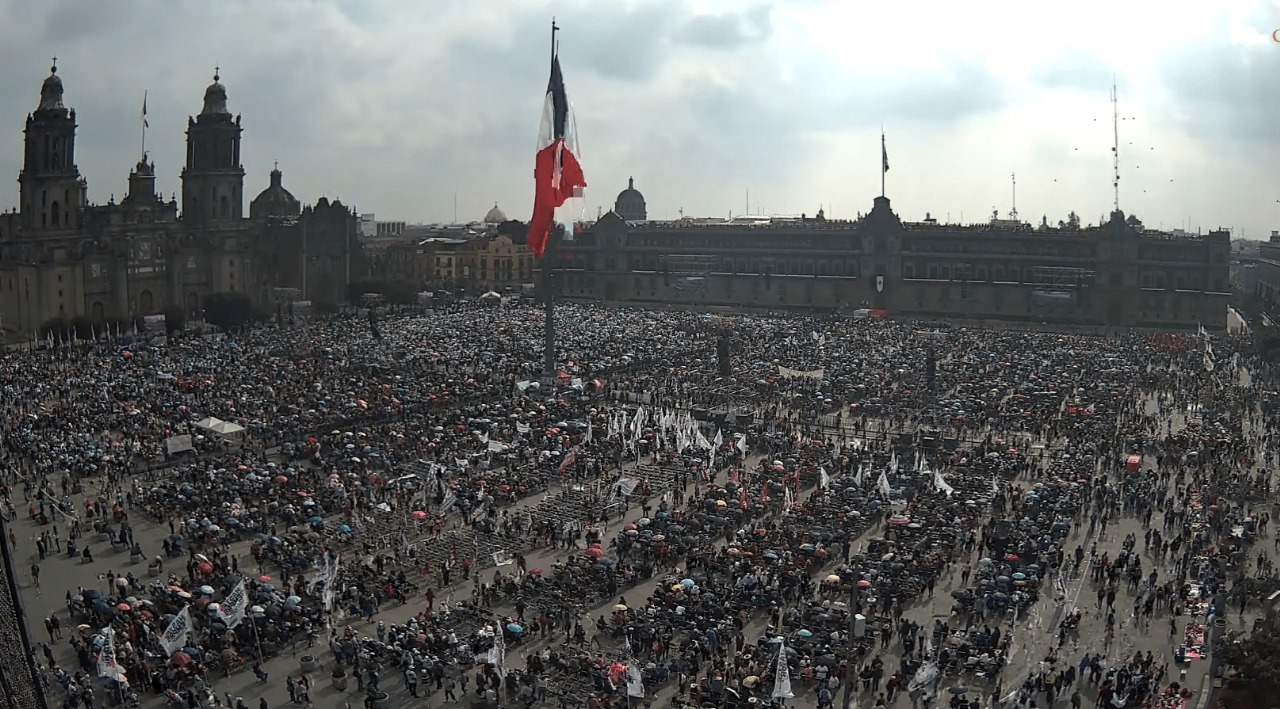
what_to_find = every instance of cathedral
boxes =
[0,64,366,336]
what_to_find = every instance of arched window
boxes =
[50,201,60,227]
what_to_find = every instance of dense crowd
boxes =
[8,301,1276,709]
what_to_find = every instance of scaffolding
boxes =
[663,254,717,296]
[1028,266,1096,287]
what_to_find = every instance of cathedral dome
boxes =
[250,165,301,219]
[613,177,646,221]
[201,70,230,116]
[484,203,507,224]
[38,62,65,112]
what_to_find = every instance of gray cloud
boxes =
[1156,28,1280,143]
[0,0,1045,226]
[1029,50,1128,94]
[677,5,773,49]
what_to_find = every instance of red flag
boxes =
[528,55,586,258]
[557,450,577,475]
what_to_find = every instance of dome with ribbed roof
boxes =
[614,177,646,221]
[484,203,507,224]
[202,69,230,116]
[38,62,65,112]
[250,165,301,219]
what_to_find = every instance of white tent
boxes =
[480,291,502,300]
[194,416,246,440]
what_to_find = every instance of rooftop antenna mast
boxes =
[1010,170,1018,220]
[1111,81,1120,213]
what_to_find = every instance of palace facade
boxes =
[556,184,1229,330]
[0,65,366,335]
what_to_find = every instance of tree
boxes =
[203,292,263,331]
[1218,623,1280,707]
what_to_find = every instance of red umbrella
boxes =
[411,511,428,520]
[116,602,132,611]
[297,491,308,498]
[171,651,192,666]
[258,575,272,582]
[275,475,288,484]
[198,562,213,574]
[857,580,871,588]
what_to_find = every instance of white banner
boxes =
[221,579,248,630]
[159,606,192,657]
[933,471,955,497]
[96,626,118,678]
[626,663,645,698]
[492,550,514,566]
[777,365,824,380]
[772,641,793,698]
[819,467,831,490]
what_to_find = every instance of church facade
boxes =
[0,65,365,336]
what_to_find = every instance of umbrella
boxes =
[199,586,214,595]
[116,603,131,611]
[506,623,523,634]
[286,596,302,605]
[949,686,969,695]
[613,604,628,611]
[258,575,272,582]
[170,652,192,667]
[307,516,324,524]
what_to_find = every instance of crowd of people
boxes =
[7,301,1275,709]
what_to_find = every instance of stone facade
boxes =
[557,195,1231,330]
[0,65,364,335]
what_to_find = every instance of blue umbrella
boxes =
[307,516,324,524]
[339,524,352,533]
[506,623,523,634]
[286,596,302,605]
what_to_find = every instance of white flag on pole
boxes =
[772,641,794,698]
[819,467,831,490]
[96,626,119,678]
[933,471,955,497]
[878,471,892,497]
[159,606,193,656]
[221,579,248,629]
[627,663,645,698]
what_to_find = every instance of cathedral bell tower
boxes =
[19,60,86,233]
[181,69,245,227]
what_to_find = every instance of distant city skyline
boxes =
[0,0,1275,237]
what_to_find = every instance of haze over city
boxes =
[0,0,1275,235]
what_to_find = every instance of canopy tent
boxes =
[480,291,502,301]
[194,416,246,440]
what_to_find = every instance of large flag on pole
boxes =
[221,579,248,629]
[772,640,794,699]
[159,606,192,656]
[528,36,586,258]
[142,91,149,128]
[881,131,889,173]
[96,626,119,678]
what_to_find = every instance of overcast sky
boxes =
[0,0,1277,237]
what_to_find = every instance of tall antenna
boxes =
[1111,81,1120,212]
[453,192,457,223]
[1010,170,1018,220]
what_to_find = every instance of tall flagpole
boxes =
[880,128,886,198]
[140,90,148,159]
[542,18,560,384]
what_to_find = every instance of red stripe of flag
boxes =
[528,55,586,258]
